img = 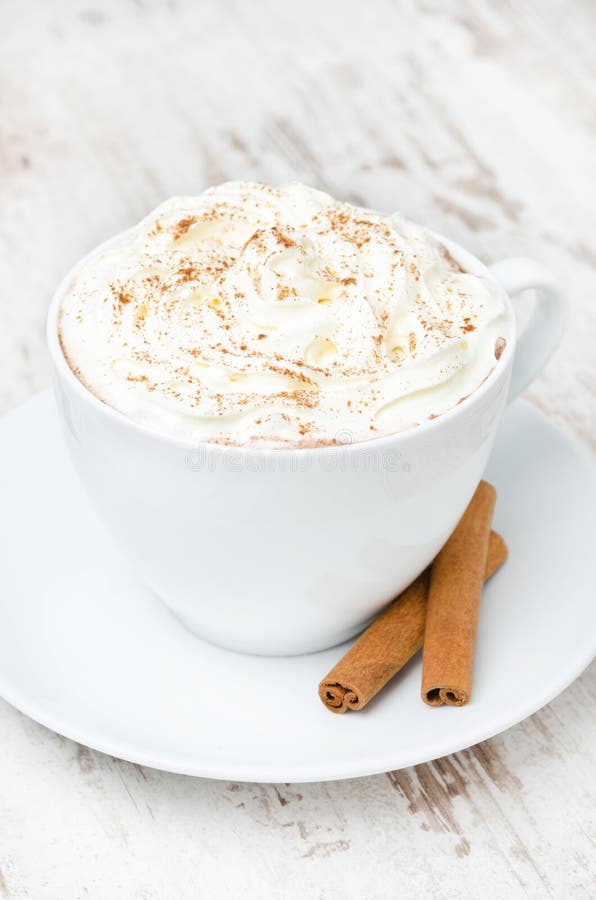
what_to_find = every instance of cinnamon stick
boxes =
[421,480,496,707]
[319,526,506,713]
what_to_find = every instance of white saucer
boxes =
[1,392,594,782]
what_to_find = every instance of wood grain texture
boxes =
[0,1,594,897]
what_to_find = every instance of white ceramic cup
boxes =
[47,233,564,655]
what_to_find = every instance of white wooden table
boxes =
[1,2,594,897]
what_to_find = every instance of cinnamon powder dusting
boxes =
[172,216,198,240]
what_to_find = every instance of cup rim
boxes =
[47,225,516,457]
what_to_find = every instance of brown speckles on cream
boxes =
[494,337,506,360]
[172,216,198,240]
[110,283,133,309]
[177,263,202,283]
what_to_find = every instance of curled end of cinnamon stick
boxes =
[318,681,360,713]
[423,685,468,707]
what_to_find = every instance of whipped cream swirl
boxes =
[58,182,510,447]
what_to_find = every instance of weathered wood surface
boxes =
[1,1,594,897]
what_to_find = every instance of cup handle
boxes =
[488,257,566,403]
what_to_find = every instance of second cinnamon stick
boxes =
[421,480,496,707]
